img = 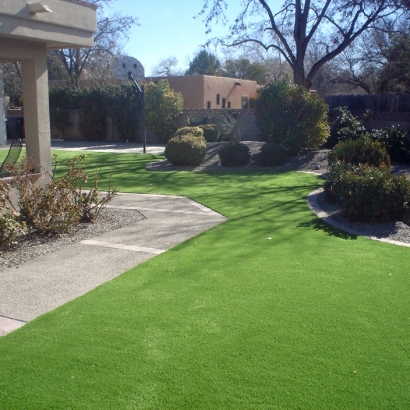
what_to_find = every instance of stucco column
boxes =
[21,45,51,176]
[0,71,6,146]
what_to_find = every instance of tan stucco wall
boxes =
[0,0,96,49]
[146,75,257,109]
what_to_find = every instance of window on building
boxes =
[227,101,231,109]
[216,93,220,106]
[222,98,226,108]
[242,96,249,109]
[207,101,211,109]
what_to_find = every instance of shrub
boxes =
[198,124,221,142]
[165,135,207,166]
[324,162,410,222]
[328,136,390,168]
[371,125,410,164]
[218,141,250,167]
[145,80,184,143]
[254,79,330,154]
[211,110,238,140]
[326,106,366,148]
[2,156,117,237]
[175,126,204,138]
[255,143,288,167]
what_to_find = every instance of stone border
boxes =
[307,188,410,248]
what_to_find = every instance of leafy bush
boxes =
[324,162,410,222]
[198,124,221,142]
[371,125,410,164]
[145,80,184,143]
[175,126,204,138]
[218,141,250,167]
[328,136,390,168]
[254,79,330,155]
[1,156,117,240]
[326,106,366,148]
[165,135,207,166]
[255,143,288,167]
[211,110,238,140]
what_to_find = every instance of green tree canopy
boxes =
[185,50,221,76]
[221,58,268,84]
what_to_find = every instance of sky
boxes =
[103,0,274,76]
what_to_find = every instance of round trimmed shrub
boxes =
[324,162,410,222]
[371,125,410,164]
[218,141,250,167]
[328,136,390,168]
[255,143,288,167]
[165,134,207,166]
[198,124,221,142]
[175,126,204,138]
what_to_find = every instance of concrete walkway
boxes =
[0,193,227,336]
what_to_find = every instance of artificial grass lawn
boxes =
[1,151,409,409]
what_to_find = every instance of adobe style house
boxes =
[0,0,97,179]
[147,75,258,110]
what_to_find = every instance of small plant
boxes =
[165,135,207,166]
[371,125,410,164]
[211,110,238,140]
[255,143,288,167]
[218,141,250,167]
[326,106,366,148]
[1,155,117,241]
[328,136,390,168]
[174,127,204,138]
[198,124,221,142]
[324,162,410,222]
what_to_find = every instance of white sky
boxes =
[104,0,280,76]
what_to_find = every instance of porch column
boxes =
[21,45,51,177]
[0,71,6,146]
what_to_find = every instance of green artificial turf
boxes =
[1,151,409,409]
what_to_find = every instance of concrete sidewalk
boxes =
[0,193,227,336]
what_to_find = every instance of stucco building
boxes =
[0,0,97,178]
[146,75,258,110]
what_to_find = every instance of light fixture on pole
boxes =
[114,56,146,153]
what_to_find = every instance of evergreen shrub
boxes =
[198,124,221,142]
[218,141,250,167]
[175,127,204,138]
[255,143,288,167]
[324,162,410,222]
[165,135,207,166]
[328,137,390,168]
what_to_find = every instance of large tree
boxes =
[152,56,183,77]
[185,50,221,76]
[52,0,138,88]
[200,0,404,88]
[221,58,268,83]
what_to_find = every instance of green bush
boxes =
[175,126,204,138]
[165,135,207,166]
[255,143,288,167]
[198,124,221,142]
[328,136,390,168]
[254,79,330,154]
[371,125,410,164]
[145,80,184,143]
[326,107,366,148]
[324,162,410,222]
[218,141,250,167]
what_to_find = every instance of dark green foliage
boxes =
[371,126,410,164]
[218,141,250,167]
[326,106,366,148]
[198,124,221,142]
[165,135,207,166]
[328,136,390,168]
[49,88,82,136]
[185,50,221,76]
[175,126,204,138]
[211,110,238,140]
[254,79,329,155]
[255,143,288,167]
[324,162,410,222]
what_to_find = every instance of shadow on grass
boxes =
[297,217,358,240]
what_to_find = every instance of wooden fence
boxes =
[325,94,410,113]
